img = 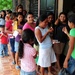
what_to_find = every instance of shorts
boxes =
[20,69,36,75]
[15,41,19,52]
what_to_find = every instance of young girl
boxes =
[13,12,25,69]
[35,14,56,75]
[23,12,36,32]
[53,12,70,70]
[18,29,37,75]
[63,14,75,75]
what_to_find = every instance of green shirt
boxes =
[70,28,75,59]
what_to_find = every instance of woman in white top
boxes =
[35,14,56,75]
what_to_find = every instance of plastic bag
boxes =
[58,68,70,75]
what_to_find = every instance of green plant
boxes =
[0,0,12,10]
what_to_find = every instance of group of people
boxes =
[0,4,75,75]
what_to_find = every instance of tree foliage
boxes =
[0,0,12,10]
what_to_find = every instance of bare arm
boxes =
[54,18,60,25]
[63,36,75,68]
[5,27,13,34]
[62,27,70,38]
[35,28,53,43]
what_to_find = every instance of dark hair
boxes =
[59,12,67,23]
[6,10,12,14]
[59,12,67,17]
[11,12,17,20]
[36,14,48,26]
[16,12,25,25]
[16,12,23,17]
[1,10,6,19]
[18,29,35,58]
[47,12,54,17]
[16,4,23,12]
[68,14,75,24]
[26,12,34,17]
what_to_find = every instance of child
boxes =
[18,29,37,75]
[23,12,36,32]
[0,26,8,57]
[35,14,56,75]
[63,14,75,75]
[13,12,25,69]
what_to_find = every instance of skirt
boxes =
[53,42,65,55]
[37,47,56,67]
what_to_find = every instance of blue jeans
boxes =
[9,38,15,53]
[15,41,19,52]
[0,43,3,56]
[0,44,8,56]
[66,56,75,74]
[20,70,36,75]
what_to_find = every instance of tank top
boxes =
[35,26,52,49]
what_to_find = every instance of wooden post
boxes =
[38,0,40,17]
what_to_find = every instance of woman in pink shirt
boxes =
[18,29,37,75]
[23,12,36,32]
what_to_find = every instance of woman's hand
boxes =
[63,60,68,68]
[55,18,60,25]
[48,27,54,33]
[62,27,68,34]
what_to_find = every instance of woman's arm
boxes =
[5,27,13,34]
[63,36,75,68]
[62,27,70,38]
[54,18,60,25]
[35,28,53,43]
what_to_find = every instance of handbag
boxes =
[58,68,70,75]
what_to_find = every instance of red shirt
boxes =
[0,33,8,44]
[5,20,13,31]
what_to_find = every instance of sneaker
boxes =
[12,61,16,65]
[15,65,21,70]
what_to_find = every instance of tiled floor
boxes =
[0,45,20,75]
[0,54,20,75]
[0,45,58,75]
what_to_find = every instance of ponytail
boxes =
[18,40,24,59]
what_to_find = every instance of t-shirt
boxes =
[15,34,21,42]
[13,21,18,31]
[5,20,13,31]
[23,23,36,32]
[54,23,70,43]
[0,18,5,27]
[0,32,8,44]
[21,43,36,72]
[70,28,75,59]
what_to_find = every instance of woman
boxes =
[63,14,75,75]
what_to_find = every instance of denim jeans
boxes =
[9,38,15,53]
[0,43,3,56]
[20,69,36,75]
[15,41,19,52]
[66,56,75,74]
[0,44,8,56]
